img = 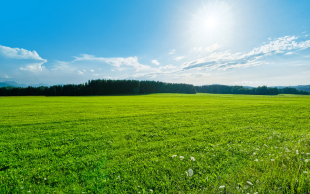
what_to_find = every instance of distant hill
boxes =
[196,84,310,92]
[0,81,49,88]
[243,86,255,89]
[274,85,310,92]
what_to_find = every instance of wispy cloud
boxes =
[174,73,210,78]
[159,64,177,70]
[285,52,293,55]
[77,70,84,75]
[191,44,220,54]
[174,56,185,61]
[3,74,10,78]
[169,49,176,55]
[182,36,310,71]
[151,60,160,65]
[73,54,153,72]
[51,61,76,71]
[206,43,221,53]
[191,47,203,53]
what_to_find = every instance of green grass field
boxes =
[1,94,310,193]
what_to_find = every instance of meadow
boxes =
[0,94,310,193]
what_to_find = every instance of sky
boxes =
[0,0,310,87]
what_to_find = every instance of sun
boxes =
[205,17,217,29]
[187,1,234,43]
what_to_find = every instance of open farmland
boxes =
[1,94,310,193]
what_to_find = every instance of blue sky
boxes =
[0,0,309,86]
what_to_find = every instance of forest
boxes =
[0,79,308,96]
[0,79,196,96]
[195,85,309,95]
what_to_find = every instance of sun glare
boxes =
[188,1,234,43]
[205,17,217,29]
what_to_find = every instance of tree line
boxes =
[195,85,309,95]
[0,79,197,96]
[1,80,308,96]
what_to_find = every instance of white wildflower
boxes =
[219,185,225,189]
[247,181,253,186]
[254,192,258,194]
[254,159,259,162]
[150,189,153,192]
[264,144,268,147]
[271,159,275,161]
[21,187,24,190]
[285,148,290,152]
[172,155,177,158]
[190,157,195,161]
[187,169,193,177]
[253,152,256,155]
[306,153,310,155]
[28,191,31,193]
[296,150,299,155]
[180,156,184,159]
[44,178,47,180]
[303,171,308,174]
[305,159,309,163]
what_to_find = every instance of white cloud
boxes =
[151,60,160,65]
[159,64,177,70]
[298,40,310,49]
[72,54,153,72]
[169,49,176,55]
[285,52,293,55]
[0,45,47,72]
[206,43,220,53]
[0,45,46,61]
[20,62,46,72]
[182,35,310,71]
[241,81,253,85]
[191,47,202,53]
[94,74,99,76]
[174,73,210,78]
[174,56,185,61]
[77,70,84,75]
[52,61,76,71]
[90,69,94,72]
[189,44,220,57]
[3,74,10,78]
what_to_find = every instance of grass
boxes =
[0,93,310,193]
